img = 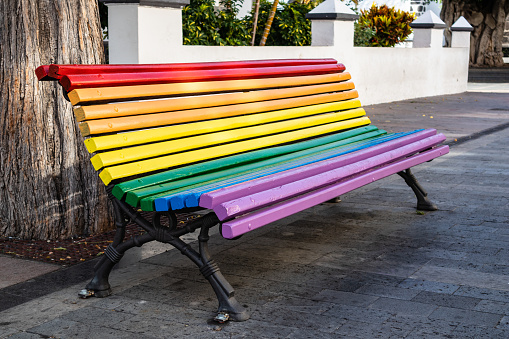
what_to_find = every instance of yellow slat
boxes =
[99,116,371,185]
[85,99,362,153]
[68,72,352,105]
[90,106,365,170]
[79,90,359,136]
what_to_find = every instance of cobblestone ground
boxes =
[1,110,508,338]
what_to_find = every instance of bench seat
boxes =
[36,58,449,322]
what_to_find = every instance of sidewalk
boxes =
[1,88,508,338]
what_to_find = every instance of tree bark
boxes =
[441,0,509,67]
[0,0,112,240]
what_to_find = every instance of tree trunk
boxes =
[0,0,112,240]
[251,0,261,46]
[259,0,279,46]
[441,0,509,67]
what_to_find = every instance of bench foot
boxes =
[80,189,156,301]
[398,169,438,211]
[198,216,250,322]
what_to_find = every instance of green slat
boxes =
[134,129,388,210]
[112,125,380,201]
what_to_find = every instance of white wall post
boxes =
[101,0,189,64]
[410,10,446,48]
[450,16,474,48]
[306,0,358,48]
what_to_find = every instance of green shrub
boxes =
[358,4,415,47]
[245,0,321,46]
[182,0,250,46]
[354,21,376,47]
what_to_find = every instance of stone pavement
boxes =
[0,90,508,338]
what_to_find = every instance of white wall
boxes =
[106,3,470,106]
[121,43,468,105]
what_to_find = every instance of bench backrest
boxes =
[37,59,371,187]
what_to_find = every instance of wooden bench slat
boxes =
[111,126,381,200]
[85,97,360,153]
[125,128,389,208]
[35,65,52,81]
[200,129,439,209]
[75,81,355,122]
[80,90,358,137]
[147,131,417,212]
[85,97,361,153]
[161,131,427,211]
[213,133,446,220]
[48,59,338,79]
[98,116,371,185]
[60,64,346,91]
[91,107,366,170]
[68,73,351,105]
[220,145,449,239]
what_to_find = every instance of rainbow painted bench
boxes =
[36,59,449,322]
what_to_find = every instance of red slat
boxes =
[35,65,53,81]
[59,63,346,92]
[48,59,338,79]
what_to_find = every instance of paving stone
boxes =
[411,290,481,309]
[397,278,460,294]
[220,318,295,338]
[334,319,411,339]
[324,304,393,324]
[474,300,509,315]
[262,295,336,314]
[28,318,151,339]
[106,297,212,325]
[454,286,509,302]
[345,271,407,288]
[355,283,421,300]
[0,326,18,339]
[429,306,503,327]
[250,306,345,333]
[411,265,509,291]
[286,327,344,339]
[260,280,323,300]
[61,306,133,325]
[311,289,379,307]
[110,313,215,337]
[116,282,217,313]
[368,297,438,317]
[2,331,48,339]
[498,316,509,329]
[221,242,325,265]
[452,323,509,339]
[384,313,459,330]
[405,321,458,339]
[425,257,484,272]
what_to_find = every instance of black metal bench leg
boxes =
[79,191,248,321]
[79,192,154,299]
[398,168,438,211]
[197,216,250,322]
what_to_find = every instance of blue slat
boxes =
[153,130,421,211]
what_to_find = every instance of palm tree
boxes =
[259,0,280,46]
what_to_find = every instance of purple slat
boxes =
[214,134,446,220]
[200,129,440,209]
[220,145,449,239]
